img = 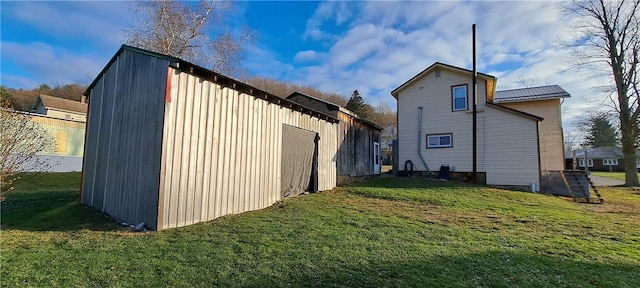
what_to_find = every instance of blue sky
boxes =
[0,1,616,134]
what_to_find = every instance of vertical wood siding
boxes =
[287,93,381,179]
[82,50,168,230]
[159,69,337,230]
[336,112,379,178]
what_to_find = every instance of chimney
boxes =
[81,96,87,104]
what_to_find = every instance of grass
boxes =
[2,173,640,287]
[591,171,638,181]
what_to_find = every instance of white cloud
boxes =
[1,1,132,88]
[6,1,131,48]
[1,42,106,87]
[293,50,325,63]
[273,1,605,133]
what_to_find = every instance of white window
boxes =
[452,85,468,111]
[578,159,593,167]
[427,134,452,148]
[603,159,618,165]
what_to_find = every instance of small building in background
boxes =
[564,147,633,172]
[22,95,88,172]
[287,92,383,183]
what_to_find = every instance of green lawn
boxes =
[2,173,639,287]
[591,171,638,181]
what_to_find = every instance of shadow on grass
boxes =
[225,250,639,288]
[1,189,119,232]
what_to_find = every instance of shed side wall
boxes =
[160,70,337,230]
[336,112,380,178]
[81,50,167,230]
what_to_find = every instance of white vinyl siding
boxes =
[427,134,452,148]
[499,99,564,172]
[452,85,468,111]
[483,107,540,189]
[396,66,540,190]
[397,68,488,172]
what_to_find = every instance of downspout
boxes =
[418,106,430,173]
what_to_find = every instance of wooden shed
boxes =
[287,92,383,183]
[81,45,339,230]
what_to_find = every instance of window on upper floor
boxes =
[452,84,468,111]
[427,133,452,148]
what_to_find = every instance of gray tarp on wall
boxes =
[281,125,317,197]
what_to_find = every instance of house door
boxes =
[374,142,381,174]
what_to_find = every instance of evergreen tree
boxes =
[345,90,371,118]
[582,114,618,148]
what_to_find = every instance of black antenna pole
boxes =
[472,24,478,184]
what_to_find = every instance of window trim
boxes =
[578,158,593,167]
[451,84,469,112]
[603,159,618,166]
[426,133,453,148]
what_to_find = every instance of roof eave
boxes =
[390,62,496,98]
[486,102,543,122]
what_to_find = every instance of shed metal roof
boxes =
[287,92,383,130]
[494,85,570,103]
[85,45,339,124]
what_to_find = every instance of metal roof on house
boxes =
[38,94,87,114]
[494,85,570,103]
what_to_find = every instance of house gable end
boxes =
[391,62,496,99]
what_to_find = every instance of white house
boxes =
[33,94,87,122]
[391,62,569,191]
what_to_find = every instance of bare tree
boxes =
[125,0,255,76]
[565,0,640,186]
[0,101,52,201]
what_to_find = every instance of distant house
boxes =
[391,62,569,191]
[23,95,88,172]
[287,92,383,183]
[33,94,87,121]
[564,147,638,172]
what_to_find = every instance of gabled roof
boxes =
[564,147,637,159]
[85,45,339,124]
[286,92,341,112]
[494,85,570,103]
[287,92,383,130]
[37,94,87,114]
[390,62,497,99]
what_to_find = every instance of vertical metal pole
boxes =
[472,24,478,183]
